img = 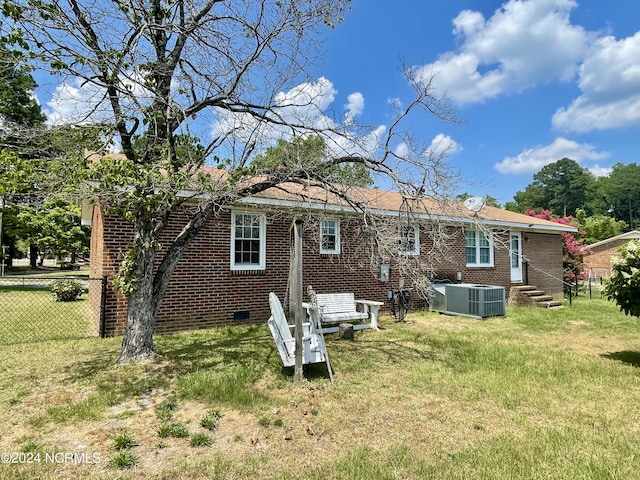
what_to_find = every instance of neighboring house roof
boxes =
[583,230,640,250]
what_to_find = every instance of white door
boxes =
[510,232,523,282]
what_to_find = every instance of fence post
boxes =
[99,275,108,338]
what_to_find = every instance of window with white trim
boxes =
[320,219,340,254]
[466,229,493,267]
[399,225,420,256]
[231,212,266,271]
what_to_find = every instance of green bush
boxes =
[603,240,640,317]
[50,279,84,302]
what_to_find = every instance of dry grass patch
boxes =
[1,297,640,479]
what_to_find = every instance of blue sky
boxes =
[36,0,640,207]
[314,0,640,205]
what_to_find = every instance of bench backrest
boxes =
[316,293,356,314]
[268,292,293,343]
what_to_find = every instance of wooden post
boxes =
[291,219,304,382]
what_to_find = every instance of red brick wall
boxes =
[521,232,565,296]
[91,207,567,336]
[582,240,627,278]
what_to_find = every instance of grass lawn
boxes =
[0,287,96,343]
[1,297,639,479]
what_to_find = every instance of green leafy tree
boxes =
[574,209,627,245]
[251,135,372,187]
[600,163,640,230]
[17,199,89,261]
[603,240,640,317]
[5,0,459,364]
[0,47,46,128]
[456,192,500,208]
[509,158,596,216]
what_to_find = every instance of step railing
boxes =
[523,260,576,306]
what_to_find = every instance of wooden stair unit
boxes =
[508,284,563,309]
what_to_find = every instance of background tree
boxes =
[603,240,640,318]
[251,135,373,187]
[456,192,500,208]
[3,0,460,364]
[599,163,640,230]
[574,209,627,245]
[508,158,596,216]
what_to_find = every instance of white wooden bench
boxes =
[303,292,384,334]
[267,292,328,368]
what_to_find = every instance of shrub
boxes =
[603,240,640,317]
[50,279,84,302]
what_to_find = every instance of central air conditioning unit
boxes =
[429,283,505,319]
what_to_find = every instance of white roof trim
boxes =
[584,230,640,249]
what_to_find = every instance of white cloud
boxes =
[44,70,151,126]
[426,133,461,158]
[45,80,112,126]
[344,92,364,124]
[212,77,386,161]
[412,0,588,105]
[587,164,613,177]
[494,137,609,174]
[552,31,640,131]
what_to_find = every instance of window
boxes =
[399,225,420,256]
[320,219,340,254]
[231,212,266,271]
[466,229,493,267]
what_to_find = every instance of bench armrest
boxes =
[356,299,384,307]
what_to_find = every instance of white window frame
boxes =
[320,218,341,255]
[399,224,420,256]
[466,229,494,267]
[230,211,266,271]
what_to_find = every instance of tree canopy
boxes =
[599,163,640,230]
[251,135,373,187]
[509,158,596,216]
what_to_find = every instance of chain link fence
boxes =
[0,276,107,344]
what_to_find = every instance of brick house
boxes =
[582,230,640,279]
[87,181,576,336]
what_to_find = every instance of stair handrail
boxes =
[522,258,576,306]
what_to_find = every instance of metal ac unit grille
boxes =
[435,284,505,319]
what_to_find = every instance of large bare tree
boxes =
[2,0,460,363]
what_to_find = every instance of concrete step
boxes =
[511,285,537,292]
[531,295,554,303]
[522,290,546,297]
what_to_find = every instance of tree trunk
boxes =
[117,223,160,364]
[116,203,220,364]
[30,244,38,268]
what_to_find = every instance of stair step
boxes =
[522,290,546,297]
[532,295,553,302]
[511,285,537,292]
